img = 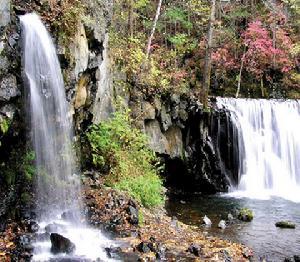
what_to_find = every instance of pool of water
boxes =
[166,195,300,261]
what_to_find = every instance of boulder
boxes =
[275,221,296,229]
[127,205,139,225]
[218,220,226,229]
[187,243,202,257]
[238,208,254,222]
[136,241,151,253]
[105,246,121,259]
[50,233,75,254]
[202,215,212,226]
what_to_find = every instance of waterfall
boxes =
[21,13,113,261]
[217,98,300,202]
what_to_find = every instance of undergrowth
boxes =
[87,109,164,208]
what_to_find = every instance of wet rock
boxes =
[202,215,212,226]
[0,75,19,102]
[187,243,202,257]
[105,246,122,258]
[127,205,139,225]
[238,208,254,222]
[227,213,234,220]
[50,233,75,254]
[137,242,150,253]
[29,221,39,233]
[218,220,226,229]
[294,255,300,262]
[19,234,31,246]
[8,33,19,49]
[275,221,296,229]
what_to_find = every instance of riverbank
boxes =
[0,174,252,261]
[83,173,252,261]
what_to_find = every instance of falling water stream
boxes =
[217,98,300,202]
[21,13,113,261]
[168,98,300,260]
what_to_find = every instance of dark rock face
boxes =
[131,93,234,194]
[50,233,75,254]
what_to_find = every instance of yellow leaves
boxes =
[5,243,14,249]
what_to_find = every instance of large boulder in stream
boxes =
[50,233,75,254]
[237,208,254,222]
[275,221,296,229]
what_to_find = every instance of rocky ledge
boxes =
[83,173,252,261]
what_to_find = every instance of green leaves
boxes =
[87,110,164,207]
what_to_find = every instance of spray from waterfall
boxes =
[21,13,113,261]
[217,98,300,202]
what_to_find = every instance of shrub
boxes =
[87,109,164,207]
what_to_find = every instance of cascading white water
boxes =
[21,13,114,261]
[217,98,300,202]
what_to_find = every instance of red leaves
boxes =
[242,20,294,78]
[212,19,295,80]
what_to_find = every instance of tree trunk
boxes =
[128,0,134,38]
[236,48,246,98]
[145,0,163,60]
[202,0,216,105]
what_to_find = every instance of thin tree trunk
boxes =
[202,0,216,105]
[236,47,246,98]
[272,21,276,67]
[145,0,163,60]
[127,0,134,38]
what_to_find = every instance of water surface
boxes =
[166,195,300,261]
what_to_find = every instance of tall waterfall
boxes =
[217,98,300,202]
[21,12,80,221]
[21,13,112,261]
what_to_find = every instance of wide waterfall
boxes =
[21,13,113,261]
[217,98,300,202]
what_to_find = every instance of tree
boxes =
[146,0,163,59]
[202,0,216,105]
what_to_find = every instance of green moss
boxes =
[238,208,254,222]
[87,109,164,208]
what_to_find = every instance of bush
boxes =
[87,110,164,208]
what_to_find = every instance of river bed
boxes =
[166,195,300,261]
